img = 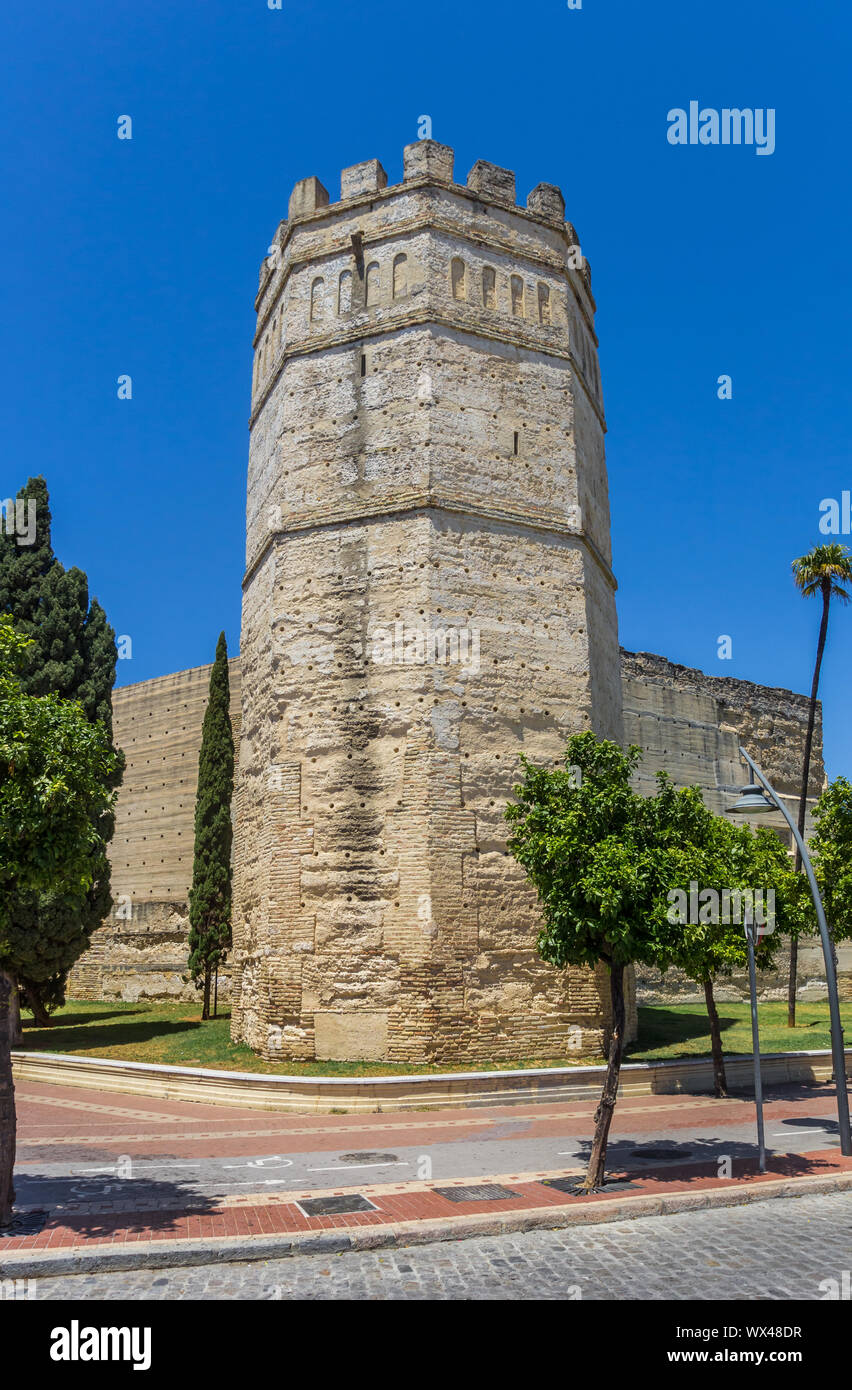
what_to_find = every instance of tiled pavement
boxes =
[21,1190,852,1300]
[4,1077,851,1268]
[2,1150,850,1260]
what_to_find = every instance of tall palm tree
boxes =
[788,543,852,1025]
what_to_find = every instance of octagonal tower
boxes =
[231,141,627,1063]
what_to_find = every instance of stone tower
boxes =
[231,141,626,1064]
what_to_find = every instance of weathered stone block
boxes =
[288,176,330,220]
[466,160,516,207]
[527,182,566,224]
[340,159,388,200]
[403,139,454,185]
[314,1011,389,1060]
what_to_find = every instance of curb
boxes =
[12,1046,852,1114]
[4,1170,852,1279]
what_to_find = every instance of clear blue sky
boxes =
[2,0,850,776]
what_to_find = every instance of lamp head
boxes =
[728,784,776,816]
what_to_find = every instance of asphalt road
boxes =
[11,1078,846,1213]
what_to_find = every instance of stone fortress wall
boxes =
[621,651,850,1005]
[70,648,835,1021]
[68,661,242,1004]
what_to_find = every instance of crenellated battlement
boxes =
[250,142,600,434]
[279,142,571,228]
[256,142,590,304]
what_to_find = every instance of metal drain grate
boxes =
[337,1152,399,1163]
[433,1184,520,1203]
[296,1194,378,1218]
[0,1209,48,1238]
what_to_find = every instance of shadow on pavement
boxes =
[1,1173,219,1241]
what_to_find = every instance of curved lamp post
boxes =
[728,745,852,1156]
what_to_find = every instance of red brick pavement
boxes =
[5,1079,850,1259]
[14,1078,845,1158]
[3,1150,851,1256]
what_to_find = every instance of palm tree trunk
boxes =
[789,582,831,1026]
[703,977,728,1097]
[0,970,18,1226]
[582,961,625,1191]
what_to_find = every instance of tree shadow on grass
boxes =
[21,1008,149,1030]
[629,1006,740,1054]
[0,1172,219,1242]
[15,1017,204,1053]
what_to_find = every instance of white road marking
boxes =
[222,1157,294,1170]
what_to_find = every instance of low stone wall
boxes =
[12,1046,852,1114]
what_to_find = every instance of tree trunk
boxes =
[201,967,211,1022]
[23,983,51,1028]
[582,961,625,1192]
[703,977,728,1098]
[787,938,798,1029]
[0,970,18,1226]
[8,983,22,1048]
[789,581,831,1027]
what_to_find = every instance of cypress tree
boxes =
[188,633,235,1020]
[0,477,124,1024]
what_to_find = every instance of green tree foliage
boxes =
[187,633,235,1020]
[658,778,797,1095]
[0,618,120,1224]
[0,477,124,1021]
[506,732,798,1186]
[809,777,852,944]
[507,734,687,1190]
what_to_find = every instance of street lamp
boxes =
[728,745,852,1157]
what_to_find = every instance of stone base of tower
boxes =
[230,955,637,1066]
[230,507,629,1066]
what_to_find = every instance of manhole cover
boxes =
[433,1184,519,1203]
[630,1148,688,1162]
[296,1194,378,1218]
[337,1152,399,1163]
[0,1209,48,1238]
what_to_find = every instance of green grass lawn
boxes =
[630,1000,852,1063]
[14,997,852,1076]
[15,1000,587,1076]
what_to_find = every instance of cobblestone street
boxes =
[26,1192,852,1301]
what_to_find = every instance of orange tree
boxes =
[506,733,690,1192]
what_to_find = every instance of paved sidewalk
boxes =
[4,1077,852,1274]
[3,1150,851,1275]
